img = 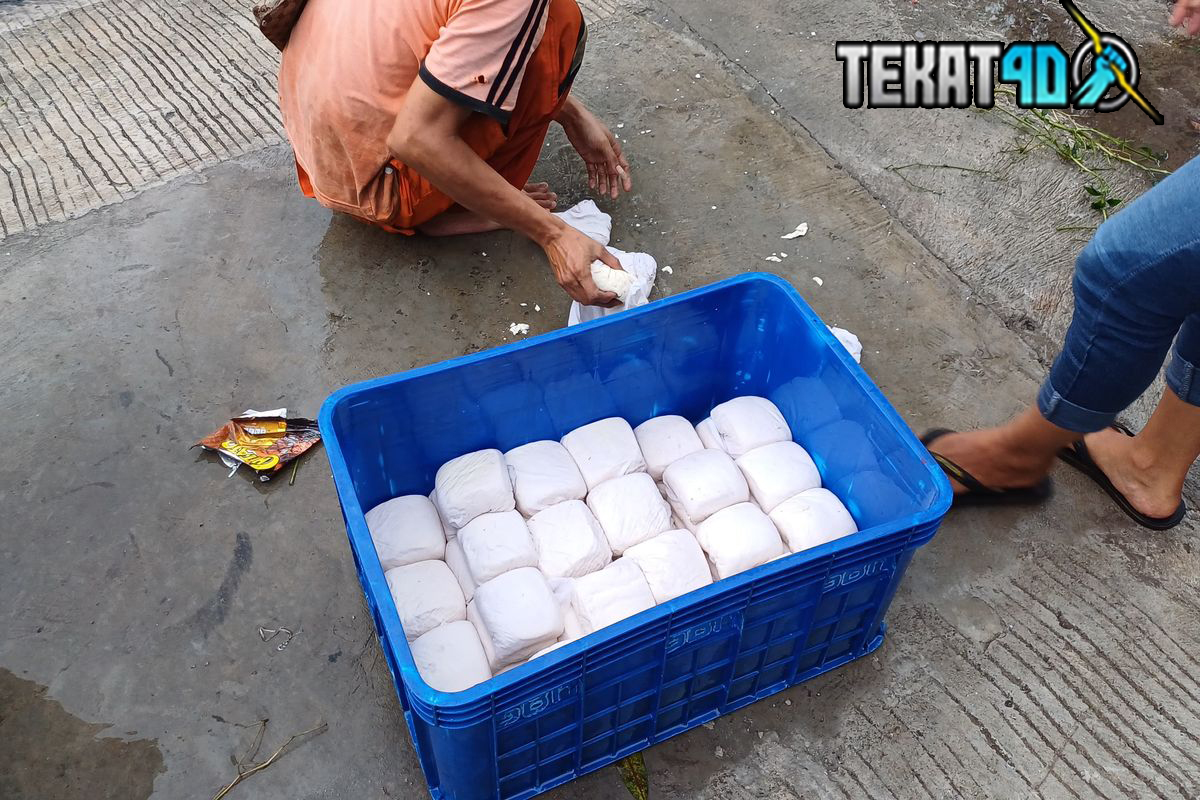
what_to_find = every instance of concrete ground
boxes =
[2,0,1199,799]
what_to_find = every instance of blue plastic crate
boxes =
[319,273,952,800]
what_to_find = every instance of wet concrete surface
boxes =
[2,3,1200,800]
[0,668,164,799]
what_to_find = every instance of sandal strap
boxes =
[931,452,1000,495]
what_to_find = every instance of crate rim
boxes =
[318,272,953,711]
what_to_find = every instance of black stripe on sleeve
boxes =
[493,0,548,108]
[487,0,544,105]
[419,63,512,127]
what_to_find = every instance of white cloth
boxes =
[458,510,538,585]
[410,620,492,692]
[661,449,749,527]
[563,607,586,640]
[769,488,858,553]
[472,567,564,668]
[634,415,705,480]
[434,449,515,528]
[828,326,863,363]
[553,199,612,245]
[527,500,612,578]
[365,495,446,570]
[560,417,647,490]
[384,560,466,641]
[622,530,712,604]
[707,396,791,457]
[736,441,822,513]
[695,417,721,450]
[429,490,456,540]
[695,503,785,580]
[571,559,656,634]
[530,639,575,660]
[505,440,587,517]
[466,600,500,671]
[568,248,657,326]
[587,472,672,555]
[444,536,477,602]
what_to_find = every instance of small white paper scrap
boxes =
[781,223,809,240]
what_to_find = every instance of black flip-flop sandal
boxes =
[920,428,1054,506]
[1057,424,1186,531]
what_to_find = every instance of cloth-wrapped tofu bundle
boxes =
[385,560,466,641]
[695,503,785,579]
[560,417,647,490]
[471,567,564,669]
[410,620,492,692]
[571,559,656,634]
[429,490,456,540]
[735,441,822,513]
[546,578,587,640]
[433,449,515,528]
[365,494,446,569]
[622,530,713,603]
[458,510,538,584]
[634,415,706,480]
[769,488,858,553]
[587,472,672,555]
[704,396,791,458]
[527,500,612,578]
[443,536,477,602]
[695,417,721,450]
[504,440,587,517]
[661,449,749,529]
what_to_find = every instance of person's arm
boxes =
[1171,0,1200,34]
[388,79,621,306]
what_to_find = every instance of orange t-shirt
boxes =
[279,0,550,222]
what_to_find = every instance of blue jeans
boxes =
[1037,155,1200,433]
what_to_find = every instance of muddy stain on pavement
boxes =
[0,668,164,799]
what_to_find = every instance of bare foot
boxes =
[1081,428,1184,518]
[418,184,558,236]
[927,429,1055,494]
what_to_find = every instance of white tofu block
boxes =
[444,536,477,602]
[466,600,500,671]
[769,488,858,553]
[473,567,564,667]
[696,417,721,450]
[562,607,586,640]
[410,621,492,693]
[695,503,785,580]
[622,530,712,603]
[527,500,612,578]
[459,510,538,585]
[587,472,672,555]
[662,449,749,526]
[505,440,588,517]
[571,560,656,634]
[708,396,791,457]
[634,415,706,480]
[385,560,466,641]
[736,441,822,513]
[434,449,515,528]
[560,417,647,490]
[365,495,447,570]
[429,490,456,540]
[530,639,575,660]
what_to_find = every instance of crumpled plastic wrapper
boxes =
[194,408,321,480]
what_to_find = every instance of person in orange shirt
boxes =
[279,0,630,306]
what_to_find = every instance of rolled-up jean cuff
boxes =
[1036,379,1119,433]
[1166,348,1200,407]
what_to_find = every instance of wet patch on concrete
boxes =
[184,531,253,637]
[0,668,164,799]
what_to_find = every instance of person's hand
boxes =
[1171,0,1200,35]
[560,102,633,200]
[542,224,624,307]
